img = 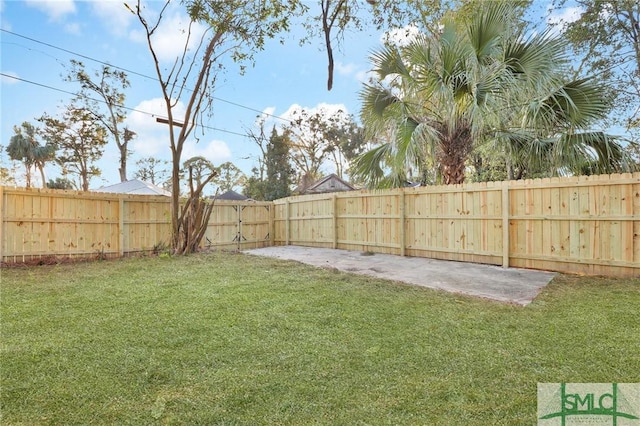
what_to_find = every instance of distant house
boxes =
[210,190,252,201]
[297,174,357,195]
[94,179,170,196]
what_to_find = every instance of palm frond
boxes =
[360,84,399,120]
[551,78,609,128]
[554,132,628,174]
[369,44,409,80]
[520,77,608,131]
[394,116,433,173]
[350,143,394,188]
[503,28,567,84]
[358,2,616,185]
[467,1,512,62]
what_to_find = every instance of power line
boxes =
[0,28,294,124]
[0,73,248,138]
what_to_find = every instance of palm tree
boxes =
[7,122,56,188]
[354,2,628,187]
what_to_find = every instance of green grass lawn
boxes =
[1,252,639,425]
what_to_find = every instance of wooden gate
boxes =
[203,201,272,251]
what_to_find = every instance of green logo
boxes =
[538,383,640,425]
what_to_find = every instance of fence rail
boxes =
[2,172,639,277]
[273,173,640,277]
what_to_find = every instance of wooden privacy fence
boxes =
[273,173,640,277]
[2,173,639,277]
[0,187,272,263]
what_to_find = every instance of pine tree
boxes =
[264,127,294,201]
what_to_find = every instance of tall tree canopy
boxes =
[134,157,169,186]
[46,177,75,190]
[243,126,294,201]
[264,127,294,201]
[212,162,246,194]
[354,1,628,187]
[65,60,132,182]
[39,107,108,191]
[554,0,640,135]
[7,122,56,188]
[0,145,18,186]
[284,107,364,187]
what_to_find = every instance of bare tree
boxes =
[128,0,304,254]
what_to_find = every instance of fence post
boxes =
[501,185,509,268]
[237,203,242,251]
[332,194,338,249]
[0,186,4,263]
[285,199,290,246]
[118,196,125,257]
[400,190,406,257]
[269,202,275,247]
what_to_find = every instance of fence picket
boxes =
[3,172,639,276]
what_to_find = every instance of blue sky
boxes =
[1,0,579,190]
[1,0,385,189]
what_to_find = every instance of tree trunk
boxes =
[24,164,32,188]
[174,165,217,255]
[439,123,472,185]
[38,163,46,188]
[119,128,136,182]
[321,0,346,91]
[506,156,515,180]
[170,148,181,252]
[119,150,127,182]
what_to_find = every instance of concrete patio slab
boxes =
[245,246,556,305]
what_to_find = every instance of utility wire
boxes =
[0,73,248,138]
[0,28,294,124]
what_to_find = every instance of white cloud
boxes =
[381,23,420,47]
[254,106,276,127]
[546,5,584,27]
[335,62,356,76]
[25,0,76,21]
[1,71,19,85]
[1,1,11,31]
[183,139,232,164]
[262,106,276,117]
[126,97,188,156]
[129,11,207,62]
[64,22,81,35]
[125,97,231,166]
[356,69,376,84]
[126,97,186,132]
[278,103,352,137]
[130,133,167,157]
[91,1,135,37]
[281,103,350,122]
